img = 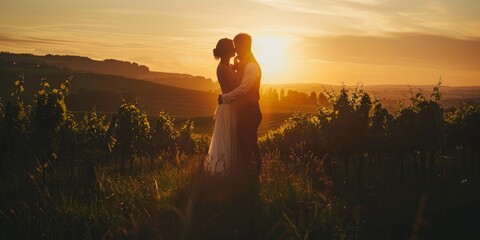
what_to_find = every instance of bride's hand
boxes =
[218,95,224,105]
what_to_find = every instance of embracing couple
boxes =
[204,33,262,189]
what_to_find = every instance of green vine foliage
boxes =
[57,113,79,174]
[260,82,458,184]
[1,75,479,183]
[79,107,109,161]
[149,111,178,165]
[178,119,197,156]
[0,75,31,173]
[444,102,480,162]
[31,76,72,183]
[114,99,151,173]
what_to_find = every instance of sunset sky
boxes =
[1,0,480,86]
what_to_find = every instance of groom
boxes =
[219,33,262,181]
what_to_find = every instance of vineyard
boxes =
[1,75,480,239]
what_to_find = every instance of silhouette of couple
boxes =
[204,33,262,189]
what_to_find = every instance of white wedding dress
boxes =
[204,63,239,175]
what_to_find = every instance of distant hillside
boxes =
[0,64,217,117]
[134,71,217,92]
[0,52,149,76]
[0,52,217,92]
[0,64,311,117]
[2,52,478,117]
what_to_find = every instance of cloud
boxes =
[0,35,74,45]
[302,33,480,71]
[250,0,402,36]
[251,0,480,37]
[0,33,155,51]
[341,0,387,5]
[252,0,356,17]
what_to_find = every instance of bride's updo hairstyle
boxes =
[213,38,235,60]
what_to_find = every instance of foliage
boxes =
[260,82,460,184]
[31,76,72,183]
[0,75,31,173]
[260,113,321,158]
[368,98,392,154]
[113,99,151,173]
[78,108,109,155]
[445,102,480,148]
[58,113,79,166]
[444,101,480,168]
[177,119,197,155]
[149,111,178,164]
[2,74,480,239]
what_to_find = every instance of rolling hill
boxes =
[0,52,217,92]
[0,63,295,136]
[2,51,478,120]
[0,65,303,137]
[0,64,218,117]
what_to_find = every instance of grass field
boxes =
[3,150,478,239]
[0,152,347,239]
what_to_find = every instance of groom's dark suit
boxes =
[237,53,262,177]
[221,52,262,179]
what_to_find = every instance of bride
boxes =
[204,38,239,175]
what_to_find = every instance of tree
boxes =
[318,92,329,107]
[309,92,318,105]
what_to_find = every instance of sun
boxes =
[252,36,290,77]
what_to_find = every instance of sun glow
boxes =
[252,36,291,79]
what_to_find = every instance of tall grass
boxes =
[1,152,346,239]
